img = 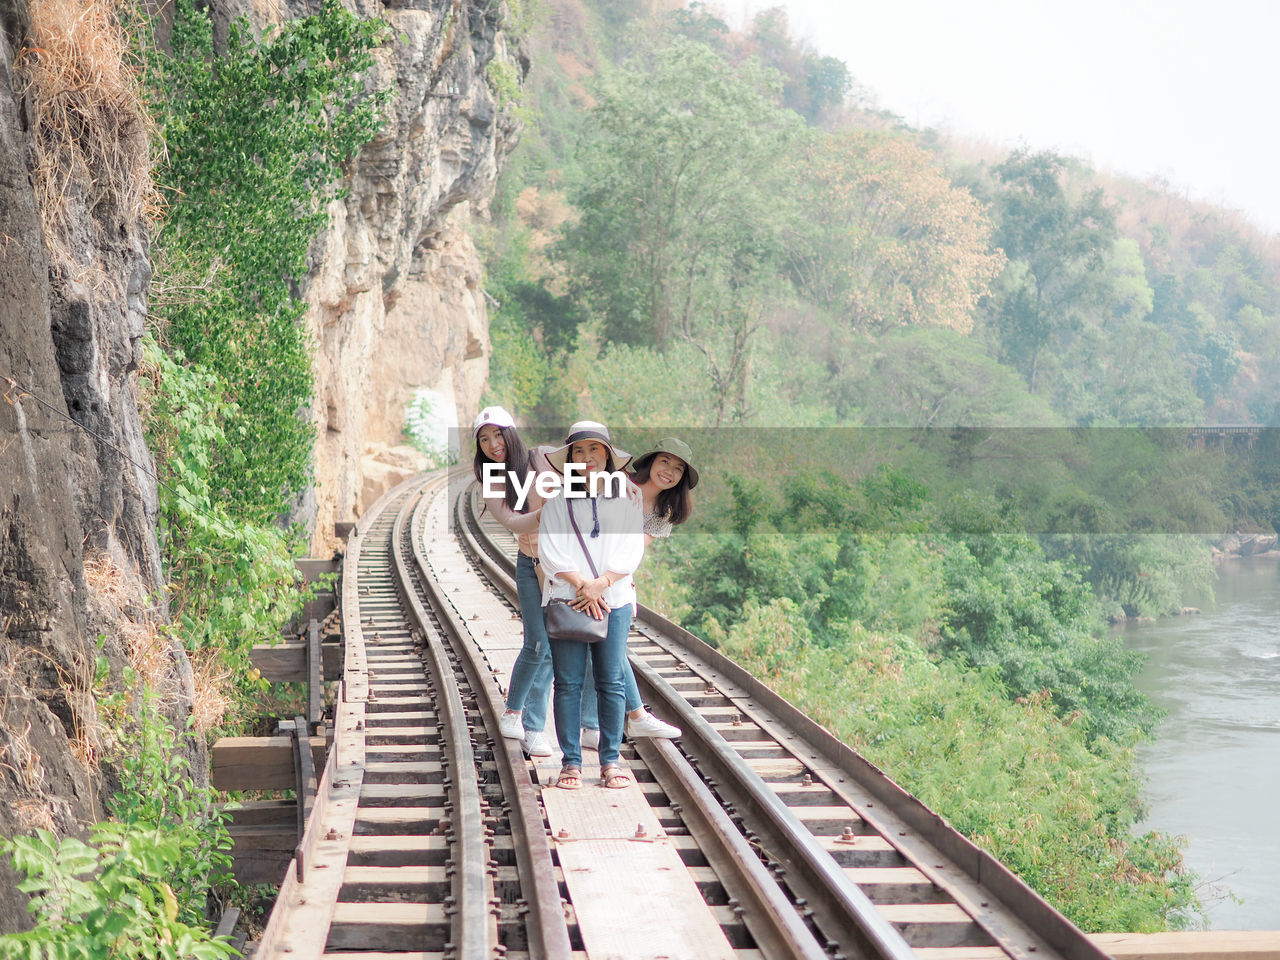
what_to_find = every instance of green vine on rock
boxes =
[149,0,390,522]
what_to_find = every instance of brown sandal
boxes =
[555,766,583,790]
[599,765,633,790]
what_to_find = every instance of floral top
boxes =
[643,510,673,540]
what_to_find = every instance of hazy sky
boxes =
[739,0,1280,236]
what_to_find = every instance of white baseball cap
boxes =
[472,405,516,436]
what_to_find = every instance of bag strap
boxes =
[566,499,601,579]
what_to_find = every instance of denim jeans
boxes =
[505,554,553,733]
[550,604,632,769]
[580,645,643,731]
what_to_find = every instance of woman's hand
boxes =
[577,575,609,603]
[572,576,611,620]
[571,593,611,620]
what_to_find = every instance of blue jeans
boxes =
[580,646,643,731]
[551,605,633,769]
[505,554,553,733]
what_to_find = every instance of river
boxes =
[1122,556,1280,930]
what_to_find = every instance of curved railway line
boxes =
[252,466,1116,960]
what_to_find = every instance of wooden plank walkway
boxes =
[541,767,737,959]
[420,485,737,959]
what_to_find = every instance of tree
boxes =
[832,327,1061,426]
[787,130,1005,333]
[746,7,851,120]
[985,151,1118,392]
[560,37,801,422]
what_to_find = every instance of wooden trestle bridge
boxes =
[213,467,1275,960]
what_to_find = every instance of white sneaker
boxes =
[626,711,681,739]
[522,730,553,757]
[498,711,524,740]
[580,727,601,750]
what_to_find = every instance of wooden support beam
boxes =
[295,557,339,581]
[307,621,324,730]
[214,906,248,955]
[212,736,327,791]
[228,821,296,887]
[299,591,337,625]
[223,799,295,826]
[1089,932,1280,960]
[250,642,342,682]
[292,715,318,861]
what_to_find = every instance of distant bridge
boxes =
[1188,425,1263,450]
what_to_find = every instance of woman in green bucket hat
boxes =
[629,437,699,544]
[580,437,699,745]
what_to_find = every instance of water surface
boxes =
[1123,557,1280,929]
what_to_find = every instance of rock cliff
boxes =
[0,0,517,930]
[294,0,520,555]
[0,0,178,930]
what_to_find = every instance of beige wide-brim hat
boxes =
[546,421,632,472]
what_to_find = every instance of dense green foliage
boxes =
[472,0,1280,930]
[719,600,1196,931]
[142,342,301,684]
[135,0,390,694]
[150,0,388,522]
[0,1,393,952]
[0,694,234,959]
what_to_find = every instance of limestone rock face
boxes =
[299,0,521,555]
[0,0,179,931]
[199,0,520,553]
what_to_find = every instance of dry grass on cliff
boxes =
[84,553,233,734]
[15,0,157,278]
[85,553,172,696]
[0,648,50,791]
[188,652,231,735]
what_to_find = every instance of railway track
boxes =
[252,467,1113,960]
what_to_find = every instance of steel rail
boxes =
[255,472,429,958]
[391,479,495,960]
[418,471,573,960]
[627,612,1114,960]
[456,484,916,960]
[461,479,1116,960]
[625,653,918,960]
[631,736,832,960]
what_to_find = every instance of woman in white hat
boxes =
[538,421,644,789]
[472,405,557,758]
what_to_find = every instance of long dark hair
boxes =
[630,456,693,525]
[473,424,533,512]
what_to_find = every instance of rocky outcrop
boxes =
[197,0,521,554]
[0,0,182,930]
[1213,533,1280,560]
[0,0,518,929]
[297,0,521,555]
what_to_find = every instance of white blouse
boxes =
[538,491,644,608]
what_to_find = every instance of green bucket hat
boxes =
[631,437,698,489]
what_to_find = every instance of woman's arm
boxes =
[537,495,583,583]
[484,495,541,534]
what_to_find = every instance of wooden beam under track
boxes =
[250,642,342,682]
[212,736,327,791]
[1088,932,1280,960]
